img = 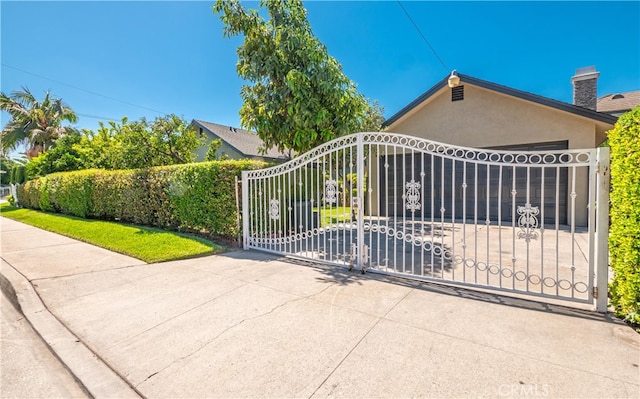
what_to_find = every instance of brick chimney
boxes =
[571,66,599,111]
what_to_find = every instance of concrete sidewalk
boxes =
[1,216,638,398]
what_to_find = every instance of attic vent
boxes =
[451,85,464,102]
[612,94,625,99]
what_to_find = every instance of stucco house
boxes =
[384,67,617,150]
[191,119,289,162]
[379,67,621,227]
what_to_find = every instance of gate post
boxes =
[595,147,610,313]
[356,133,365,271]
[241,171,249,250]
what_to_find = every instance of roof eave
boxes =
[383,76,449,127]
[383,73,619,128]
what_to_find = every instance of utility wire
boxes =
[1,63,168,116]
[76,112,121,122]
[396,1,449,72]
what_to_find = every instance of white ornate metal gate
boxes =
[242,133,610,311]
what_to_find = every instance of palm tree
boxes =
[0,87,77,158]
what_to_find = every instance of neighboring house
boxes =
[191,119,290,162]
[597,90,640,117]
[381,67,621,226]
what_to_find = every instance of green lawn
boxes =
[0,204,225,263]
[315,206,353,226]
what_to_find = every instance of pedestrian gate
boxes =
[241,133,610,311]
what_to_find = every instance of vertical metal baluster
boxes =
[368,142,374,270]
[393,145,398,273]
[275,174,279,252]
[245,177,251,247]
[526,166,531,292]
[320,156,324,261]
[265,176,269,251]
[570,165,577,298]
[270,175,275,252]
[462,160,467,282]
[451,157,456,281]
[486,163,491,285]
[303,165,307,256]
[328,154,333,263]
[255,177,259,246]
[350,144,354,268]
[356,136,365,272]
[294,166,299,255]
[343,148,347,266]
[376,143,381,269]
[540,166,545,294]
[316,157,321,260]
[440,155,445,279]
[411,148,415,275]
[278,173,283,253]
[260,177,265,249]
[385,146,389,272]
[474,162,478,284]
[421,151,425,277]
[307,163,311,258]
[343,147,348,267]
[403,146,407,273]
[288,169,293,255]
[320,156,324,260]
[511,165,517,289]
[246,177,251,247]
[498,164,503,288]
[555,165,560,296]
[430,152,435,276]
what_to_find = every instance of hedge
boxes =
[608,106,640,327]
[16,160,268,241]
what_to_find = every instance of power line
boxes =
[76,112,121,122]
[396,1,449,72]
[1,63,168,116]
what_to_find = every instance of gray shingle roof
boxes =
[597,91,640,114]
[192,120,289,161]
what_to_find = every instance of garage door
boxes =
[379,140,569,225]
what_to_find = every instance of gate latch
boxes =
[349,243,369,273]
[349,243,357,271]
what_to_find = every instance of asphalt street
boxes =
[1,290,88,398]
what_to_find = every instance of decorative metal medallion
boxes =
[325,179,338,204]
[517,203,539,242]
[405,180,422,211]
[269,199,280,220]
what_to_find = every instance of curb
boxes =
[0,260,142,399]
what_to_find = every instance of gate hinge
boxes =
[595,161,600,174]
[592,287,598,299]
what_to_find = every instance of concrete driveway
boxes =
[1,217,638,398]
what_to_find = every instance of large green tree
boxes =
[0,88,77,157]
[99,114,202,169]
[213,0,384,154]
[27,114,202,177]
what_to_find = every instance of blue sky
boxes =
[2,1,639,137]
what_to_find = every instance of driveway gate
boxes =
[241,133,610,311]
